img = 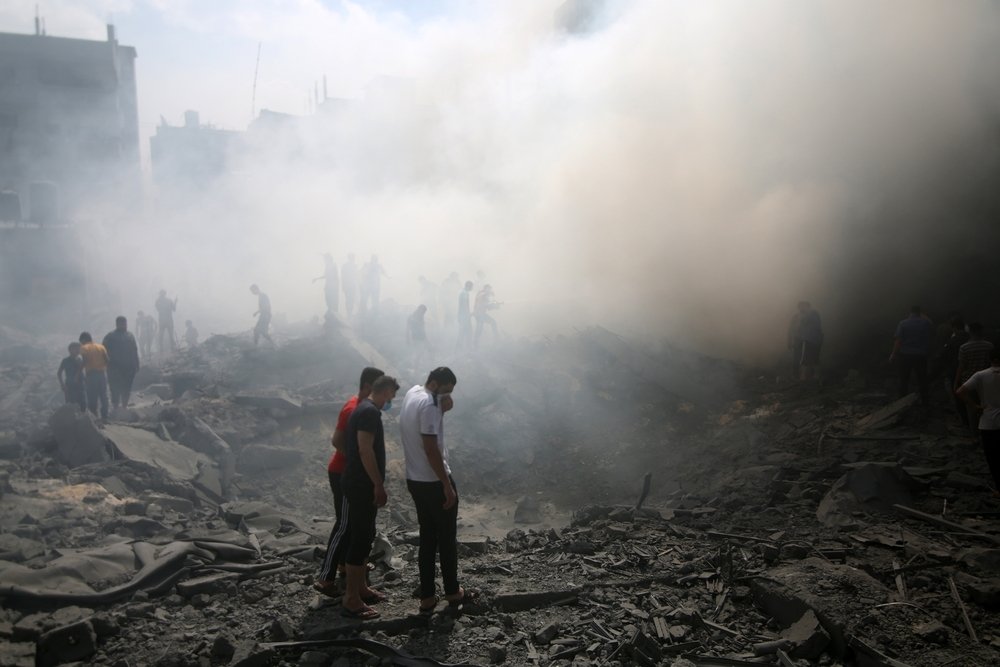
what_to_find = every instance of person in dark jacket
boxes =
[103,316,140,410]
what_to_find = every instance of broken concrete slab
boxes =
[48,405,111,468]
[781,609,831,659]
[853,393,918,433]
[752,557,888,656]
[816,464,922,528]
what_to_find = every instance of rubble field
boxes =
[1,320,999,667]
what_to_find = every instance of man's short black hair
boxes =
[951,316,965,329]
[911,305,922,315]
[359,366,384,392]
[969,322,985,336]
[79,332,92,343]
[372,375,400,393]
[427,366,457,387]
[116,316,127,325]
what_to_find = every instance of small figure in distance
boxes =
[78,331,110,421]
[473,284,500,347]
[407,305,431,369]
[184,320,199,349]
[102,316,140,411]
[250,284,274,346]
[155,290,178,358]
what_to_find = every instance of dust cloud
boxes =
[10,1,1000,363]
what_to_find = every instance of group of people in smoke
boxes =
[788,301,1000,494]
[55,289,208,420]
[314,252,502,352]
[314,366,477,620]
[57,317,140,420]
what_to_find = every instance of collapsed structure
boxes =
[0,319,999,667]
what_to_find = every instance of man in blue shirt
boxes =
[891,306,933,406]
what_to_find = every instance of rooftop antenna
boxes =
[34,5,40,35]
[250,42,262,123]
[42,17,46,35]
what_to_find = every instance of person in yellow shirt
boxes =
[78,332,110,420]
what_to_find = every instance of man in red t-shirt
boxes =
[315,366,384,596]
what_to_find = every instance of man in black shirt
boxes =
[57,342,86,411]
[103,316,140,410]
[326,374,399,620]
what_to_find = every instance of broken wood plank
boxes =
[892,504,1000,545]
[892,559,908,601]
[775,648,796,667]
[706,531,775,544]
[947,576,978,642]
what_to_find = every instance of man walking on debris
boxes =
[136,310,156,361]
[315,366,385,597]
[57,342,86,412]
[102,316,140,411]
[400,367,477,614]
[155,290,178,357]
[956,322,995,430]
[788,301,823,381]
[407,305,431,368]
[313,253,340,318]
[322,374,399,620]
[473,284,499,346]
[78,332,110,420]
[957,349,1000,495]
[250,284,273,346]
[891,306,933,406]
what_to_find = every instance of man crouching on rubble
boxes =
[400,367,479,615]
[322,374,398,620]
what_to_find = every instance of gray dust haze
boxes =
[4,0,1000,361]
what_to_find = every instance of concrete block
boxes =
[35,620,97,667]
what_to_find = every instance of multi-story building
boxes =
[0,23,140,222]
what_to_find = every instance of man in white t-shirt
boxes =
[400,366,477,614]
[958,348,1000,495]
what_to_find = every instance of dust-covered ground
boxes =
[1,314,999,667]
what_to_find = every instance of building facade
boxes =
[0,25,140,222]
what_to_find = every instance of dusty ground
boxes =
[1,320,999,666]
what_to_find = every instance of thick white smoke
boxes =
[5,1,1000,360]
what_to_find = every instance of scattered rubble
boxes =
[0,325,998,666]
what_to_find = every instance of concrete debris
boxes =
[1,325,999,666]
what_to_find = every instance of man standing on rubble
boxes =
[102,316,140,411]
[788,301,823,381]
[155,290,178,358]
[250,284,273,346]
[957,349,1000,495]
[322,374,399,620]
[400,367,477,614]
[890,306,933,406]
[136,310,156,361]
[78,332,110,420]
[313,253,340,319]
[941,317,971,428]
[473,284,500,346]
[315,366,385,598]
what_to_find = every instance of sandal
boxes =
[341,605,380,621]
[418,595,439,616]
[446,588,481,607]
[312,580,342,599]
[361,590,387,604]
